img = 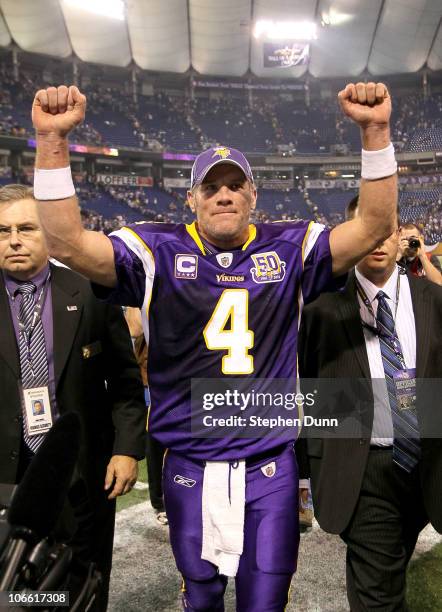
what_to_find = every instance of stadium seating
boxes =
[407,128,442,153]
[0,65,440,241]
[1,66,442,155]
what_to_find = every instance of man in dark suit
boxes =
[0,184,146,610]
[298,203,442,611]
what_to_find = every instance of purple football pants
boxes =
[163,444,299,612]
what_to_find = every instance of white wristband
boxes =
[361,143,397,180]
[34,166,76,200]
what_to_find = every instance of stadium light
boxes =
[64,0,125,21]
[253,20,317,41]
[321,9,353,27]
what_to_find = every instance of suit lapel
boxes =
[0,279,20,377]
[408,274,431,378]
[50,266,83,389]
[337,272,371,379]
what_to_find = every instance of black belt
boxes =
[369,445,393,450]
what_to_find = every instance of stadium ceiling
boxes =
[0,0,441,78]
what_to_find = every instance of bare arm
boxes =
[420,253,442,285]
[33,85,117,287]
[330,83,398,276]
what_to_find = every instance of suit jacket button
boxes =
[14,415,21,423]
[359,439,366,445]
[10,450,18,459]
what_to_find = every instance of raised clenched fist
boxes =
[338,82,391,129]
[32,85,86,136]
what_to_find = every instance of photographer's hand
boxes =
[418,250,442,285]
[415,239,427,262]
[397,236,410,261]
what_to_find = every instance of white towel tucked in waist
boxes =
[201,460,246,577]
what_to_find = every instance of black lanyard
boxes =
[356,274,406,369]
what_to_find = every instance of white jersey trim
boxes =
[111,227,155,345]
[303,222,326,263]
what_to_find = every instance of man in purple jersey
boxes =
[32,82,397,611]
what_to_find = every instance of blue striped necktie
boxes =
[16,281,49,453]
[376,290,420,472]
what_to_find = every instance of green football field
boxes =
[116,460,442,611]
[407,544,442,611]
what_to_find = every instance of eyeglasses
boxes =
[0,225,40,241]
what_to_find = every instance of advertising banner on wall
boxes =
[192,79,304,91]
[259,179,294,190]
[399,174,442,186]
[305,175,442,190]
[263,42,310,68]
[163,178,190,189]
[96,174,153,187]
[305,179,361,189]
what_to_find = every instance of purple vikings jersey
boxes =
[98,220,340,460]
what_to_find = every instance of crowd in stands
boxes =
[73,182,441,244]
[75,181,191,228]
[425,201,442,243]
[0,66,29,138]
[392,93,442,152]
[0,61,440,242]
[399,190,442,244]
[3,162,441,241]
[1,63,442,155]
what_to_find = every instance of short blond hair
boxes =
[0,184,35,204]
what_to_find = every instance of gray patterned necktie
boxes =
[16,281,49,452]
[376,290,420,472]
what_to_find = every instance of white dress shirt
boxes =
[355,265,416,446]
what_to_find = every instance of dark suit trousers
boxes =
[341,449,428,612]
[67,479,116,612]
[16,448,114,611]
